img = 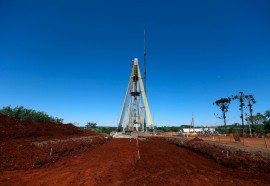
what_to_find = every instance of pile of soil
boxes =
[185,136,203,145]
[0,135,106,172]
[165,136,270,174]
[0,113,98,139]
[0,113,106,172]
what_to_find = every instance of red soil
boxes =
[0,114,103,172]
[0,113,98,139]
[1,138,269,186]
[185,136,203,145]
[1,114,269,185]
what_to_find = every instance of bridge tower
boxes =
[117,58,153,133]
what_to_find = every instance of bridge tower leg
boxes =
[117,58,153,133]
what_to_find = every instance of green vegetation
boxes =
[157,126,182,132]
[231,92,256,133]
[213,92,265,134]
[84,122,115,134]
[85,122,98,129]
[0,106,63,124]
[245,95,256,129]
[83,124,185,134]
[85,122,101,133]
[213,97,231,133]
[2,104,267,136]
[264,110,270,133]
[214,111,270,134]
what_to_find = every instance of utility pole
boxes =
[189,112,194,133]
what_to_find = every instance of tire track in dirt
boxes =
[120,138,270,186]
[0,139,137,186]
[1,138,270,186]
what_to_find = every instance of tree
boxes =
[246,112,268,133]
[252,113,266,125]
[244,95,256,131]
[232,92,257,134]
[85,122,97,129]
[265,110,270,118]
[85,122,102,133]
[232,92,246,134]
[213,97,231,133]
[228,123,240,134]
[264,110,270,133]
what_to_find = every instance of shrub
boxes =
[0,106,63,124]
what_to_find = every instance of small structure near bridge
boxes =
[181,127,216,134]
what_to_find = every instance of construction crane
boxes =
[189,112,195,133]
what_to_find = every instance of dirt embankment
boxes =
[1,138,270,186]
[163,136,270,173]
[0,113,99,139]
[1,113,270,186]
[0,114,107,172]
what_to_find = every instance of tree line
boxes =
[83,122,115,134]
[213,92,270,134]
[0,106,63,124]
[83,123,184,134]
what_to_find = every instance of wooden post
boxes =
[264,136,268,149]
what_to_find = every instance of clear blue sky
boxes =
[1,0,270,127]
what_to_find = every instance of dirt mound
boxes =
[0,113,98,139]
[0,113,106,172]
[0,135,107,172]
[165,136,270,174]
[186,136,203,145]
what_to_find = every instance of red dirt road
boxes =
[1,138,269,186]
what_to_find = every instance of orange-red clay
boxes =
[1,114,270,185]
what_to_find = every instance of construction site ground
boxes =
[1,137,270,186]
[1,114,270,186]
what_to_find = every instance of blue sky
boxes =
[1,0,270,127]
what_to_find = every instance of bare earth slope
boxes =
[1,138,269,186]
[0,113,103,172]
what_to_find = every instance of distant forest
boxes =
[1,106,269,135]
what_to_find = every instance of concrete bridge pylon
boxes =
[117,58,153,133]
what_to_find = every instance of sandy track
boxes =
[1,138,269,186]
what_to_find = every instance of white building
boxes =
[182,127,216,134]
